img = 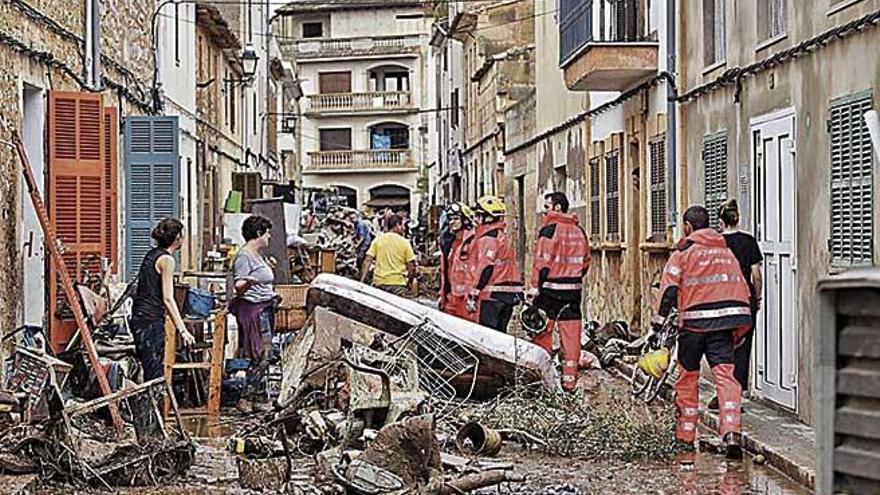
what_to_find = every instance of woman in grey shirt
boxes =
[230,215,278,412]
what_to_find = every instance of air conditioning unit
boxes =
[817,269,880,495]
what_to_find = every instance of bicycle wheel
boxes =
[630,355,651,397]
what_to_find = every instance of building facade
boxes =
[679,0,880,424]
[278,0,435,214]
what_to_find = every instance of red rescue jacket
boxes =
[531,211,591,302]
[447,231,477,321]
[656,228,752,332]
[466,221,522,304]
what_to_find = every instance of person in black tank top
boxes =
[708,200,764,411]
[130,218,194,380]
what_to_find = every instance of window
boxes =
[758,0,787,41]
[590,156,601,239]
[703,0,726,66]
[829,91,875,267]
[231,171,262,213]
[302,22,323,38]
[252,92,257,135]
[451,89,459,127]
[703,132,728,227]
[319,72,351,94]
[649,136,667,240]
[606,150,621,241]
[319,128,352,151]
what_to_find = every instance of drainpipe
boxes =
[666,0,678,230]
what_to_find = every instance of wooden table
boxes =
[163,311,227,417]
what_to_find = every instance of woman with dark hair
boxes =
[230,215,278,412]
[131,218,195,381]
[709,199,764,410]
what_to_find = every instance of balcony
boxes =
[306,92,414,115]
[280,34,422,61]
[559,0,658,91]
[306,149,416,173]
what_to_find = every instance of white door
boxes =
[752,110,797,410]
[21,86,46,328]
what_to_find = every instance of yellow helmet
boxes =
[474,195,506,217]
[638,349,670,379]
[446,202,475,223]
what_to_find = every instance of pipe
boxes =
[666,0,678,230]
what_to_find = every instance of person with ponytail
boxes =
[709,199,764,410]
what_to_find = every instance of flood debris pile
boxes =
[454,386,680,462]
[0,377,194,489]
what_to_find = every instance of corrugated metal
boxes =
[703,131,728,227]
[829,92,874,268]
[123,116,180,280]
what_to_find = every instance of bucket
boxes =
[185,287,216,319]
[455,421,503,456]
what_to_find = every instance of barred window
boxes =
[649,137,667,240]
[606,150,621,241]
[703,132,728,227]
[829,92,875,267]
[590,157,601,240]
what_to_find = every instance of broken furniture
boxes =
[5,347,73,422]
[307,274,560,394]
[162,310,227,417]
[275,284,309,332]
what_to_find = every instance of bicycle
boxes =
[630,308,679,404]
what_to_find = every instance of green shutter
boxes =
[649,137,667,240]
[703,131,728,227]
[606,149,621,241]
[589,156,601,239]
[830,91,874,267]
[124,116,180,279]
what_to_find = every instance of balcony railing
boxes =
[559,0,651,66]
[307,92,413,113]
[281,34,422,60]
[306,149,414,172]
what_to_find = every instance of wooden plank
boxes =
[837,406,880,440]
[839,326,880,358]
[65,378,165,417]
[172,362,212,370]
[207,311,226,416]
[834,445,880,481]
[838,368,880,398]
[163,317,177,419]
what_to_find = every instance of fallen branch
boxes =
[439,470,525,494]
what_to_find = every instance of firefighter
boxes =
[654,205,752,459]
[439,202,475,320]
[465,195,523,332]
[527,192,591,392]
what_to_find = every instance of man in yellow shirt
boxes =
[360,214,417,296]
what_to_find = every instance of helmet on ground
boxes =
[521,304,547,338]
[637,348,670,379]
[445,202,475,223]
[474,195,506,217]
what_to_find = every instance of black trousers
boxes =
[479,300,514,333]
[734,327,753,391]
[678,329,735,372]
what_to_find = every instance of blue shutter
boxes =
[124,116,180,280]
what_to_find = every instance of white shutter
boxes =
[829,92,874,267]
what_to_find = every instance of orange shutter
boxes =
[104,107,119,273]
[47,91,106,351]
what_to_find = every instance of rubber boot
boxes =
[557,319,581,392]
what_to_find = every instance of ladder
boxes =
[4,126,125,437]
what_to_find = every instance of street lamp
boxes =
[240,44,259,80]
[282,114,298,133]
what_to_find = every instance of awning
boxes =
[365,197,409,208]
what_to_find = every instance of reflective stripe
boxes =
[722,401,738,411]
[667,265,682,276]
[682,408,699,416]
[563,360,578,368]
[682,273,744,287]
[486,285,523,293]
[537,253,585,264]
[562,375,576,382]
[724,415,738,424]
[681,307,752,320]
[543,282,582,291]
[681,422,696,431]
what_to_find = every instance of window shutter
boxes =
[703,132,728,227]
[606,149,621,241]
[232,171,262,213]
[590,156,601,240]
[47,91,106,350]
[649,137,667,240]
[104,107,119,273]
[829,92,874,267]
[124,116,180,280]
